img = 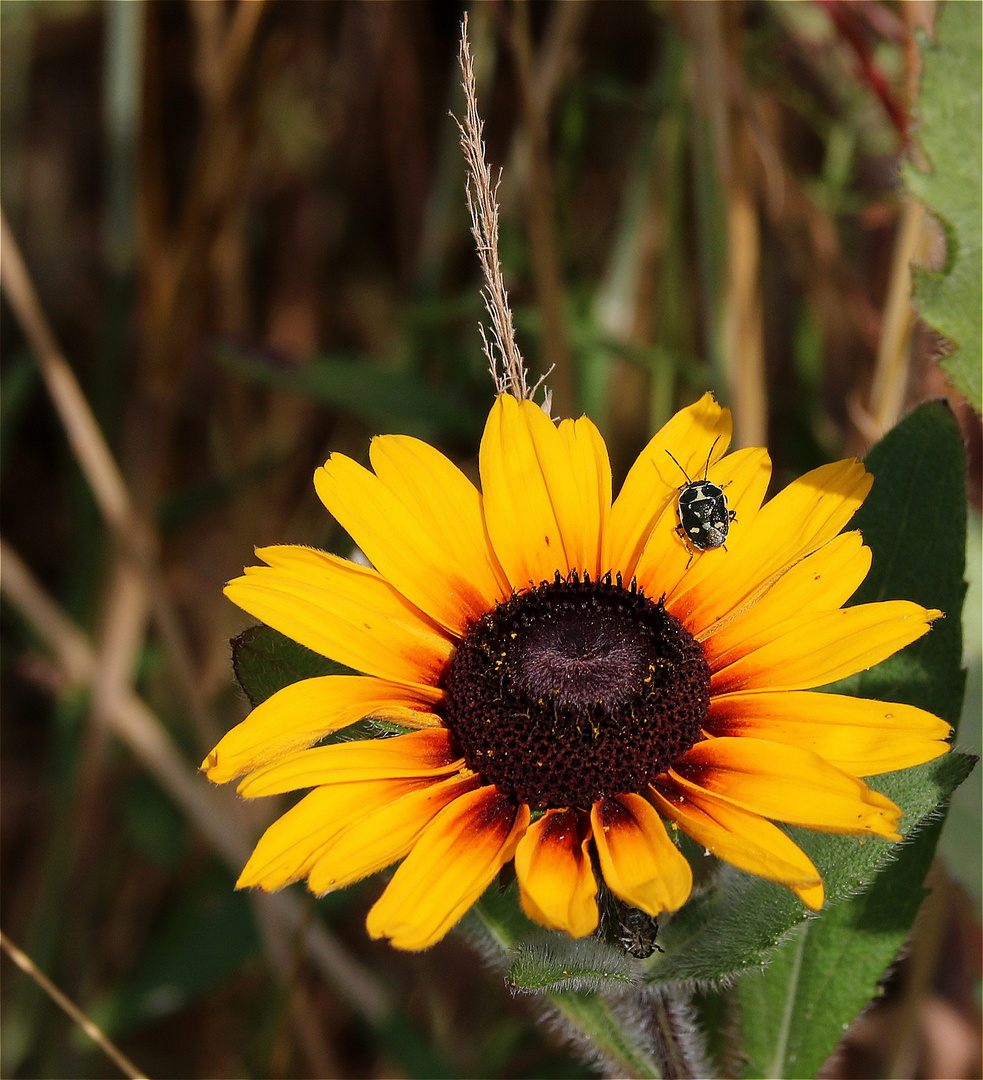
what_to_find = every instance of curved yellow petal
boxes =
[557,415,613,578]
[225,545,453,686]
[671,737,902,838]
[710,601,941,694]
[369,432,511,597]
[707,690,951,775]
[651,782,824,909]
[307,772,480,895]
[514,809,598,937]
[606,393,732,581]
[590,794,692,915]
[635,446,773,604]
[699,532,872,668]
[236,728,462,797]
[202,674,443,784]
[679,459,873,633]
[314,442,505,635]
[479,395,612,588]
[236,776,432,891]
[366,787,531,950]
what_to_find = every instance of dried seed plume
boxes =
[456,16,552,412]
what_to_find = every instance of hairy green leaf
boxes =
[904,1,982,408]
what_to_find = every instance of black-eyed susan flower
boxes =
[202,393,951,951]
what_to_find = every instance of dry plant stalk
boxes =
[456,16,551,411]
[0,537,391,1024]
[0,930,148,1080]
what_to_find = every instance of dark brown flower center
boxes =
[441,573,710,809]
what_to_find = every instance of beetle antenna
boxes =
[702,436,721,480]
[664,449,691,484]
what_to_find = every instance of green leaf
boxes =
[735,755,974,1079]
[647,403,972,1002]
[120,774,187,873]
[831,400,967,728]
[0,348,39,468]
[231,624,348,708]
[731,402,973,1076]
[940,513,982,904]
[904,1,982,408]
[217,343,485,442]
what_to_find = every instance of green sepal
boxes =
[507,936,637,995]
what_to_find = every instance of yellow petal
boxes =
[236,776,431,890]
[366,786,531,950]
[236,728,462,797]
[557,416,614,579]
[314,442,505,635]
[514,809,598,937]
[707,690,952,775]
[369,432,511,596]
[635,446,773,603]
[710,601,941,694]
[307,772,480,895]
[201,674,443,784]
[650,782,824,909]
[225,545,453,685]
[699,532,872,667]
[680,459,873,632]
[671,737,902,838]
[605,392,732,580]
[590,794,692,915]
[479,395,612,588]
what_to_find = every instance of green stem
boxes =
[648,988,710,1080]
[550,990,663,1080]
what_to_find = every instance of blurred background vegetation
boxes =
[0,1,979,1078]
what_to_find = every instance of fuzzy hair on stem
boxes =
[455,15,553,414]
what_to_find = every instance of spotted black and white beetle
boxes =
[666,438,736,561]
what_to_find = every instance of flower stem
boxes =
[549,990,664,1079]
[648,987,714,1080]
